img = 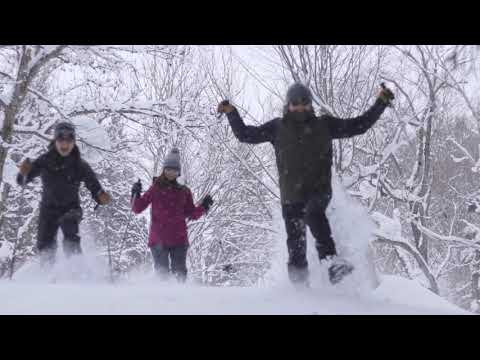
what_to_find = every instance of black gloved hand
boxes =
[379,83,395,106]
[201,194,213,212]
[131,180,142,199]
[19,158,32,177]
[217,100,235,114]
[97,190,111,205]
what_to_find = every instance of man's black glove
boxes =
[201,194,213,212]
[217,100,235,114]
[19,158,32,177]
[131,180,142,199]
[379,83,395,106]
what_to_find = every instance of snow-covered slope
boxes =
[0,274,467,315]
[374,275,466,314]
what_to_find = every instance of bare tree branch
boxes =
[373,234,439,293]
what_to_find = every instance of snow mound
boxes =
[0,275,467,314]
[373,275,468,314]
[13,249,111,285]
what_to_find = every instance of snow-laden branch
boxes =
[0,71,14,81]
[26,87,69,121]
[68,104,167,118]
[380,75,421,124]
[373,232,439,294]
[195,218,277,233]
[4,129,117,154]
[67,102,196,131]
[447,137,475,163]
[377,177,422,203]
[435,246,457,279]
[413,221,480,251]
[26,46,68,82]
[208,129,280,200]
[12,129,50,142]
[447,137,480,173]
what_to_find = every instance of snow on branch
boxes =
[378,177,421,203]
[373,232,438,293]
[5,128,117,154]
[412,220,480,251]
[26,46,68,80]
[196,218,277,233]
[447,136,476,163]
[451,155,471,164]
[26,87,69,121]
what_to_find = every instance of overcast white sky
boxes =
[228,45,287,123]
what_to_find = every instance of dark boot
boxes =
[287,263,310,288]
[283,203,309,288]
[170,245,188,283]
[59,209,82,258]
[63,235,82,257]
[37,207,60,267]
[150,244,170,280]
[39,248,56,269]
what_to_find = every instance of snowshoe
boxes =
[328,258,354,285]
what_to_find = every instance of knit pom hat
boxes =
[163,147,181,174]
[285,82,313,105]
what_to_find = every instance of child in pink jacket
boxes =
[132,148,213,282]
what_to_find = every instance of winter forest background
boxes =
[1,45,479,313]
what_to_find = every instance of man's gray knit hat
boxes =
[285,82,313,105]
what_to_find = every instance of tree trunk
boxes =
[0,46,32,232]
[472,272,479,304]
[409,103,435,262]
[0,182,11,234]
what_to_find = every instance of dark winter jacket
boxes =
[16,143,104,209]
[132,175,206,247]
[226,99,388,204]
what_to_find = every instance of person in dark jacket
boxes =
[131,148,213,282]
[17,122,111,265]
[217,83,394,286]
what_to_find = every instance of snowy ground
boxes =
[0,240,468,315]
[0,232,469,315]
[0,273,468,315]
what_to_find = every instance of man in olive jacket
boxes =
[217,83,394,286]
